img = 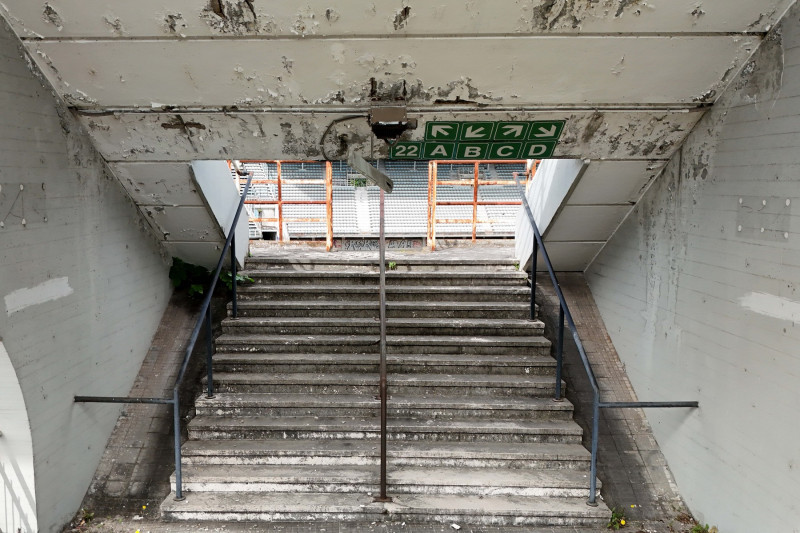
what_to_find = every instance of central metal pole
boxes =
[375,178,391,503]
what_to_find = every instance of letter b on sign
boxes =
[456,143,489,160]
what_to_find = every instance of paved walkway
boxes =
[68,241,700,533]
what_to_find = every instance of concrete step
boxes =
[206,372,563,398]
[194,393,573,420]
[214,334,551,355]
[237,285,530,303]
[180,438,591,469]
[227,300,533,320]
[161,491,608,526]
[187,416,583,443]
[244,256,521,273]
[170,464,600,498]
[211,352,556,375]
[241,270,528,287]
[220,317,544,337]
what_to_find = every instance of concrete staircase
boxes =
[161,255,609,526]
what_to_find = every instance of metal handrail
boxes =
[514,177,698,505]
[75,172,254,501]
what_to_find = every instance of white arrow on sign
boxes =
[533,125,558,138]
[501,125,525,138]
[464,125,486,138]
[430,124,453,138]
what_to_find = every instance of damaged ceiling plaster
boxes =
[0,0,793,264]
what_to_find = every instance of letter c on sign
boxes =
[497,145,514,157]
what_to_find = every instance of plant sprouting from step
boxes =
[691,525,718,533]
[607,507,626,529]
[169,257,210,297]
[169,257,252,297]
[220,270,255,290]
[387,261,397,270]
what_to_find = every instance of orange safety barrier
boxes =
[234,159,538,252]
[427,160,537,251]
[236,160,334,251]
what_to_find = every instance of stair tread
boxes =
[216,334,549,345]
[232,300,531,309]
[188,416,583,434]
[213,352,555,366]
[162,491,608,518]
[182,438,591,460]
[208,372,558,386]
[240,285,530,293]
[174,464,598,488]
[245,257,518,266]
[241,270,528,278]
[196,392,572,411]
[222,317,543,327]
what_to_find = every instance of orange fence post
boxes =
[429,161,437,251]
[276,161,283,242]
[472,161,479,242]
[325,161,333,251]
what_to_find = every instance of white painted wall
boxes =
[515,159,584,270]
[0,341,36,533]
[586,11,800,532]
[0,20,170,532]
[191,160,249,268]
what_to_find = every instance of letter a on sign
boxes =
[423,143,455,159]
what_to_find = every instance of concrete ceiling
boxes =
[0,0,793,266]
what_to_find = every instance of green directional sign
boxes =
[494,122,530,141]
[425,122,459,141]
[456,143,490,160]
[527,121,564,141]
[458,122,494,141]
[390,120,565,160]
[423,142,456,159]
[522,140,557,159]
[390,142,422,159]
[490,143,522,159]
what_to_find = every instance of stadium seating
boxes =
[233,160,524,239]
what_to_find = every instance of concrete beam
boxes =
[1,0,788,39]
[25,36,757,108]
[77,109,704,162]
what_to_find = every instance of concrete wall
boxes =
[586,9,800,532]
[192,160,249,268]
[515,159,584,270]
[0,19,170,533]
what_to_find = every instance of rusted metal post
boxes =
[472,162,479,242]
[325,160,333,251]
[429,162,438,251]
[172,389,184,500]
[230,233,238,318]
[427,161,433,249]
[277,161,284,242]
[205,309,214,398]
[375,165,392,503]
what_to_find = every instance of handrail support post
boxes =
[374,170,392,503]
[231,233,238,319]
[530,236,538,320]
[554,304,564,401]
[587,395,600,506]
[205,309,214,398]
[172,389,185,501]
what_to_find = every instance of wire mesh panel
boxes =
[229,159,528,245]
